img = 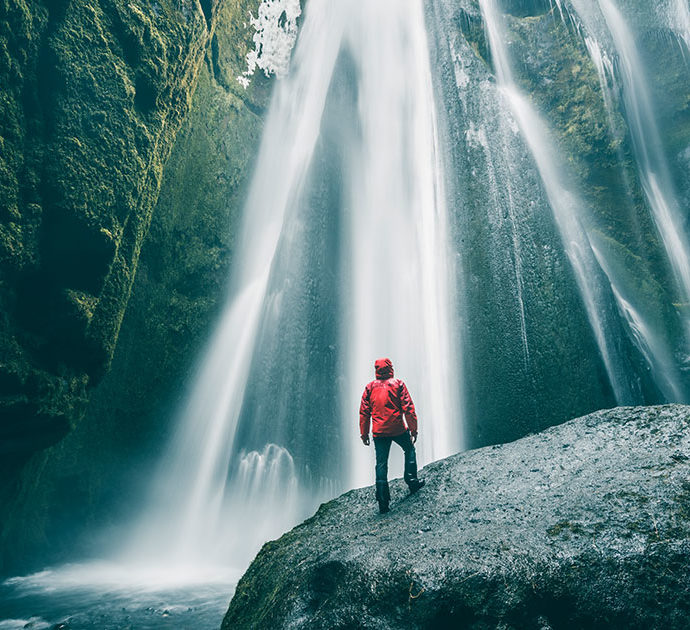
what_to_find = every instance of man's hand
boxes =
[410,432,418,444]
[361,435,370,446]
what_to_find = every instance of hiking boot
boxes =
[408,478,426,494]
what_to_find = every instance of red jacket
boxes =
[359,358,418,438]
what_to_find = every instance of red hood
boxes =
[375,358,394,380]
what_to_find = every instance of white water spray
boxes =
[590,240,684,402]
[597,0,690,313]
[480,0,637,404]
[669,0,690,55]
[563,0,690,399]
[126,0,463,567]
[341,1,463,488]
[125,2,348,568]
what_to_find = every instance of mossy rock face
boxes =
[0,0,270,574]
[504,10,672,271]
[0,0,223,461]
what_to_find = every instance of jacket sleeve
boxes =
[400,381,418,435]
[359,384,372,437]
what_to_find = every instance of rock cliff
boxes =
[0,0,270,573]
[224,405,690,629]
[1,0,218,462]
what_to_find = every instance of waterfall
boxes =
[124,0,463,569]
[598,0,690,308]
[340,1,463,488]
[560,0,690,400]
[479,0,640,405]
[669,0,690,55]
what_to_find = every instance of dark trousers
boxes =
[373,430,418,504]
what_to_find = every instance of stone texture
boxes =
[0,0,269,574]
[224,405,690,629]
[0,0,222,461]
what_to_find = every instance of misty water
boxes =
[3,0,690,627]
[0,564,239,629]
[3,0,459,627]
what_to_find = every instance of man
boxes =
[359,357,425,513]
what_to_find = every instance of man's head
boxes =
[375,357,394,380]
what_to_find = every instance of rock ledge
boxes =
[223,405,690,629]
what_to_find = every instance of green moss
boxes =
[455,8,492,67]
[546,519,586,538]
[588,230,682,336]
[0,0,215,466]
[64,289,98,322]
[504,11,678,302]
[0,0,268,574]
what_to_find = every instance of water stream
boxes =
[1,2,464,626]
[559,0,690,399]
[479,0,641,404]
[597,0,690,306]
[3,0,690,627]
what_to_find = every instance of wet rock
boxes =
[0,0,218,462]
[223,405,690,629]
[0,0,267,575]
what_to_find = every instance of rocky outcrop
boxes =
[224,405,690,629]
[0,0,271,574]
[0,0,228,462]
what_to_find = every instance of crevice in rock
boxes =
[210,33,231,91]
[134,71,159,114]
[105,0,143,69]
[37,207,115,295]
[199,0,213,30]
[0,403,71,455]
[455,9,492,68]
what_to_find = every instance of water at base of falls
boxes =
[0,447,326,629]
[1,2,458,626]
[0,563,239,630]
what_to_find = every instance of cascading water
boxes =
[125,0,463,569]
[597,0,690,308]
[123,1,346,568]
[5,1,690,628]
[554,0,690,400]
[479,0,641,405]
[664,0,690,55]
[340,1,463,488]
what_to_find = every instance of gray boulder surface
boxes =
[222,405,690,629]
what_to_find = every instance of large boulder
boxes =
[224,405,690,629]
